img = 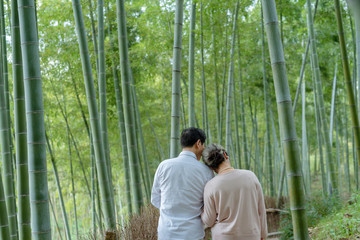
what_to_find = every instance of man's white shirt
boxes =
[151,151,214,240]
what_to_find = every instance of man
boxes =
[151,127,214,240]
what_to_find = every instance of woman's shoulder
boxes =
[236,169,256,176]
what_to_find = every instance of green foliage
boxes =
[311,193,360,239]
[280,192,355,240]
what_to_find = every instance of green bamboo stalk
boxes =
[341,93,351,192]
[313,72,327,197]
[45,133,71,240]
[232,74,241,169]
[329,63,338,143]
[306,0,338,193]
[18,0,52,238]
[292,0,319,113]
[270,109,282,190]
[11,0,31,238]
[131,82,151,199]
[334,110,343,194]
[141,97,165,161]
[355,6,360,108]
[249,99,261,180]
[49,197,63,240]
[98,0,110,175]
[91,134,97,235]
[116,0,144,212]
[49,79,92,198]
[0,171,10,240]
[98,0,115,214]
[348,13,357,106]
[67,128,78,239]
[262,0,309,238]
[180,82,187,130]
[238,40,249,170]
[107,17,132,214]
[301,76,311,195]
[200,2,211,143]
[69,71,90,137]
[261,5,274,195]
[188,1,196,128]
[63,91,79,239]
[161,74,170,157]
[211,11,221,144]
[225,1,240,154]
[170,0,184,157]
[88,0,99,75]
[72,0,116,230]
[219,17,229,146]
[0,0,14,168]
[333,0,360,169]
[0,1,17,239]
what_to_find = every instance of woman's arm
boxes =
[256,178,268,239]
[201,185,217,228]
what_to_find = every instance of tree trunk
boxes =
[307,0,338,194]
[0,172,10,240]
[45,133,71,240]
[261,5,274,195]
[98,0,114,207]
[116,0,144,212]
[18,0,52,238]
[188,1,196,128]
[170,0,184,157]
[107,17,132,214]
[72,0,116,230]
[334,0,360,171]
[11,0,31,238]
[262,0,309,238]
[225,1,240,154]
[200,2,211,143]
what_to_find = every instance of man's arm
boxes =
[151,166,162,209]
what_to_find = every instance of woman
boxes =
[201,143,267,240]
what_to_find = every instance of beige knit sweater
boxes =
[201,169,267,240]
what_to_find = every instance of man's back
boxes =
[151,151,214,240]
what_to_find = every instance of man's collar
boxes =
[179,151,197,160]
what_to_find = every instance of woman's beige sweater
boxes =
[201,169,267,240]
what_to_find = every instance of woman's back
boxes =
[202,169,267,240]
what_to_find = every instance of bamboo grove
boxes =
[0,0,359,239]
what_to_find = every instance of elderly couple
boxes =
[151,127,268,240]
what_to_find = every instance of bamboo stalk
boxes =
[0,171,10,239]
[116,0,144,212]
[188,1,196,128]
[107,15,133,214]
[18,0,52,238]
[225,1,240,155]
[170,0,184,157]
[262,0,309,238]
[11,0,31,238]
[72,0,116,230]
[334,0,360,170]
[261,4,274,195]
[45,133,72,240]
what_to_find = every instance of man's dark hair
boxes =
[180,127,206,148]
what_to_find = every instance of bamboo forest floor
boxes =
[81,173,360,240]
[80,191,360,240]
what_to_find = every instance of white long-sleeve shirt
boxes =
[151,151,214,240]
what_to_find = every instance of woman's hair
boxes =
[202,143,227,170]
